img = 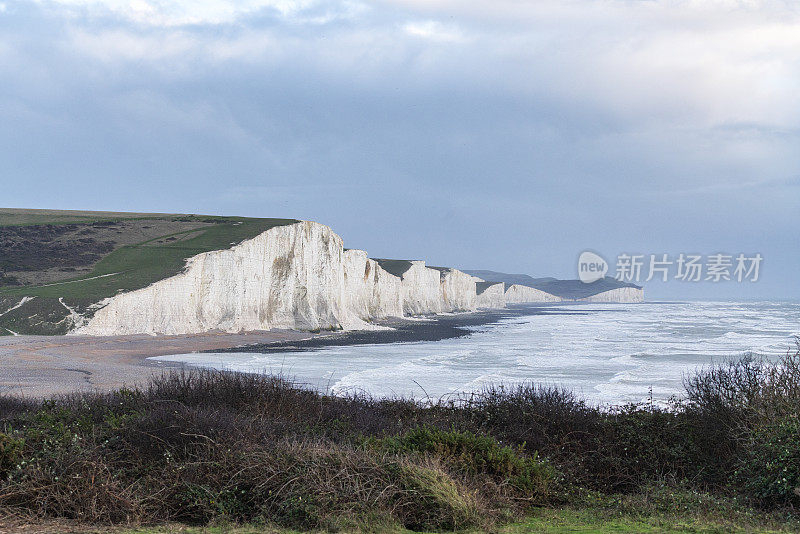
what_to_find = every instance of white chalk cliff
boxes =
[504,284,562,303]
[76,221,486,336]
[476,282,506,309]
[396,261,444,316]
[437,268,478,312]
[343,249,404,322]
[78,222,358,335]
[578,287,644,303]
[73,220,643,336]
[502,284,644,304]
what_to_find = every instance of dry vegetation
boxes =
[0,346,797,531]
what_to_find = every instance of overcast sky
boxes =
[1,0,798,299]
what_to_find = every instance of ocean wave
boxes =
[150,301,800,405]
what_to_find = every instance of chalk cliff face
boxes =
[342,249,404,323]
[76,222,482,336]
[397,261,443,316]
[578,287,644,303]
[502,284,644,304]
[73,219,643,336]
[437,268,477,312]
[476,282,505,309]
[505,284,562,303]
[77,221,358,335]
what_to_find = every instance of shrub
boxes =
[685,343,800,424]
[371,426,553,499]
[682,344,800,491]
[0,348,798,531]
[450,384,600,454]
[601,404,690,489]
[390,462,480,531]
[735,415,800,507]
[0,432,23,475]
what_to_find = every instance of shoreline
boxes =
[208,303,587,354]
[0,329,325,397]
[0,303,589,398]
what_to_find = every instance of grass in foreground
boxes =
[112,512,796,534]
[0,348,798,532]
[9,504,793,534]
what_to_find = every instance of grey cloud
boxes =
[0,0,797,299]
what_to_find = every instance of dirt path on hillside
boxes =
[0,330,320,397]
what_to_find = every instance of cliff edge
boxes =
[0,209,644,336]
[75,222,490,336]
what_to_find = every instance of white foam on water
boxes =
[151,301,800,405]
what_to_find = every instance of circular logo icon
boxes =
[578,251,608,283]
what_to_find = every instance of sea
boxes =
[151,301,800,406]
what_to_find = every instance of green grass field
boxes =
[0,209,297,334]
[0,208,181,226]
[0,212,296,301]
[106,507,800,533]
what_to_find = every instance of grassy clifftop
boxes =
[0,209,297,334]
[0,207,184,227]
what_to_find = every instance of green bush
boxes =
[735,415,800,507]
[371,426,553,498]
[0,432,23,474]
[1,359,799,531]
[390,462,480,531]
